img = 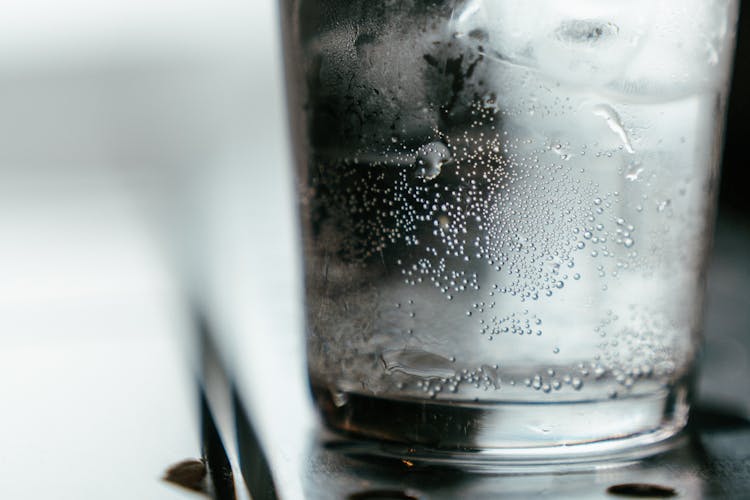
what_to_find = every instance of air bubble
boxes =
[657,199,671,212]
[414,141,451,181]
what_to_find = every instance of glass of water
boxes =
[281,0,739,466]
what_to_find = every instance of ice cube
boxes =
[532,5,649,87]
[456,1,649,87]
[608,0,738,101]
[459,0,736,98]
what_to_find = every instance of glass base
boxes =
[312,381,690,471]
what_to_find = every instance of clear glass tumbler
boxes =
[281,0,739,466]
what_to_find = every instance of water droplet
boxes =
[592,103,635,153]
[624,161,643,181]
[414,141,450,181]
[532,378,542,390]
[657,199,671,212]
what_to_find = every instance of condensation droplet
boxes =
[592,103,635,153]
[414,141,451,181]
[657,199,671,212]
[624,161,644,181]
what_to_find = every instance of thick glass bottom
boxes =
[312,380,690,471]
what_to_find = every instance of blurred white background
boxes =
[0,1,309,498]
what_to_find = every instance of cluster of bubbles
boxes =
[311,99,610,307]
[477,308,543,340]
[413,364,502,399]
[591,307,679,397]
[568,195,643,291]
[523,369,584,394]
[306,57,697,402]
[406,363,592,399]
[300,0,723,410]
[379,349,505,398]
[307,92,675,398]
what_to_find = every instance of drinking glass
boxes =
[280,0,739,466]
